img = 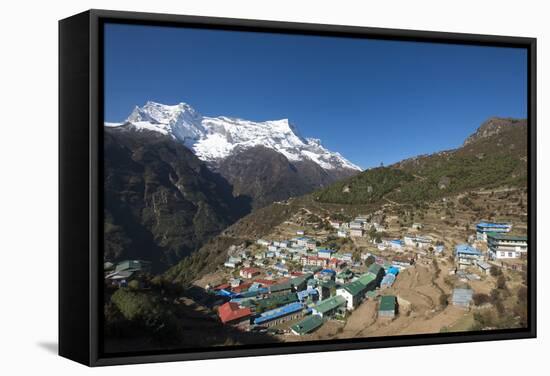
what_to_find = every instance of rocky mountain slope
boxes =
[315,117,527,205]
[104,127,251,270]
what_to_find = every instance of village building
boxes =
[240,267,261,279]
[229,278,242,288]
[349,221,364,230]
[337,230,348,238]
[350,228,364,237]
[391,255,414,268]
[336,269,354,284]
[411,223,423,230]
[105,270,135,287]
[378,295,397,318]
[368,263,386,283]
[476,222,512,241]
[268,281,293,296]
[291,314,324,335]
[224,256,242,269]
[301,255,326,268]
[290,273,313,291]
[380,273,396,289]
[455,244,483,269]
[311,295,347,318]
[316,280,336,301]
[257,239,270,246]
[295,236,313,248]
[255,292,298,312]
[476,260,492,275]
[314,269,336,282]
[327,258,346,270]
[318,248,336,259]
[451,288,474,309]
[253,302,304,327]
[404,235,432,249]
[329,220,342,229]
[336,280,367,310]
[272,263,289,274]
[487,233,528,259]
[218,302,252,329]
[388,239,405,250]
[296,230,305,236]
[357,272,378,291]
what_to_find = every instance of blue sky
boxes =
[104,23,527,169]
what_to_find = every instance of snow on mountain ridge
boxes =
[107,101,362,171]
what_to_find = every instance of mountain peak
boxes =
[463,117,527,146]
[106,101,361,172]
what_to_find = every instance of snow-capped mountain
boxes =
[106,101,362,171]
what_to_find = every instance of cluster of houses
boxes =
[330,216,384,238]
[456,221,528,269]
[214,234,406,335]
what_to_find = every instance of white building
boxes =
[487,233,528,259]
[337,230,347,238]
[476,222,512,241]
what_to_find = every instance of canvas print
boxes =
[102,23,529,354]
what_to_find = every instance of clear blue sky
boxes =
[104,23,527,169]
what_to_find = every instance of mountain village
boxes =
[105,201,528,339]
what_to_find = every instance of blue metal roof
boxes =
[476,222,511,229]
[318,248,336,253]
[455,244,482,256]
[320,269,336,274]
[253,302,304,325]
[381,273,396,286]
[387,266,400,275]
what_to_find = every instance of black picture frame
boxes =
[59,9,537,367]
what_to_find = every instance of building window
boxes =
[508,252,514,257]
[500,252,506,257]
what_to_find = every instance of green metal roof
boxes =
[487,232,528,242]
[291,315,324,335]
[256,292,298,310]
[357,272,376,287]
[379,295,396,312]
[341,280,366,296]
[269,281,293,293]
[313,295,347,314]
[319,280,337,289]
[368,263,383,275]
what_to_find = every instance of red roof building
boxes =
[254,279,276,286]
[232,281,253,293]
[213,283,231,291]
[218,302,252,326]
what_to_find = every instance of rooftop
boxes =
[291,315,324,335]
[379,295,396,311]
[487,232,528,242]
[476,222,512,229]
[313,295,347,314]
[253,302,304,325]
[340,280,366,296]
[455,244,482,256]
[218,302,252,324]
[357,272,377,287]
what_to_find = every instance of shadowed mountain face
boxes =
[215,145,359,209]
[103,127,251,270]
